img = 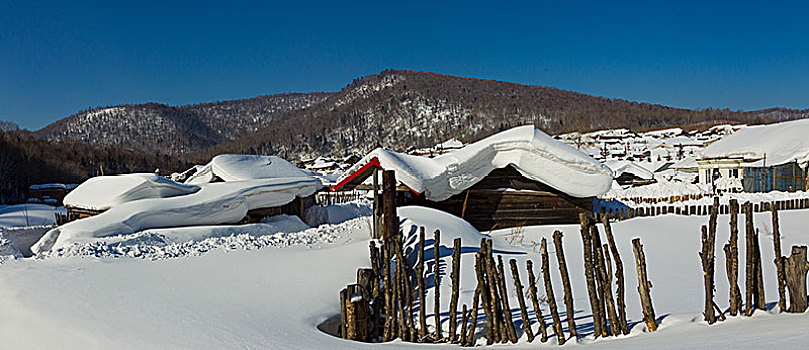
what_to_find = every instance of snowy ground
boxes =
[0,203,63,228]
[1,204,809,349]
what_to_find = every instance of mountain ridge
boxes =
[34,69,809,160]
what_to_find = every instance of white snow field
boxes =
[2,204,809,349]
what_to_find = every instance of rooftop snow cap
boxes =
[64,173,200,211]
[605,160,655,180]
[701,119,809,168]
[334,125,613,200]
[186,154,314,184]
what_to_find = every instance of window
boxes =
[731,169,739,178]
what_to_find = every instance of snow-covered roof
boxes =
[186,154,313,185]
[437,139,464,149]
[64,174,201,211]
[643,127,683,137]
[333,125,613,199]
[701,119,809,168]
[33,177,322,253]
[662,136,703,147]
[605,160,655,180]
[671,157,698,170]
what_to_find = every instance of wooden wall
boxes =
[408,166,593,231]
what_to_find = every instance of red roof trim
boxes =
[331,157,381,191]
[330,157,422,196]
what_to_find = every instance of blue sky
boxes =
[2,0,808,130]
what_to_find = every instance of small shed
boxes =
[28,183,76,206]
[332,125,613,230]
[606,160,656,187]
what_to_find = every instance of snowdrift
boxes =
[335,125,613,200]
[702,119,809,167]
[64,173,200,211]
[185,154,314,184]
[32,178,322,253]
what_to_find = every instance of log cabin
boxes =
[331,125,613,231]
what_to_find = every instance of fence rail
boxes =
[596,198,809,221]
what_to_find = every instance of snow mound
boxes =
[32,178,322,254]
[64,174,200,211]
[702,119,809,167]
[38,215,367,260]
[0,237,23,262]
[305,201,372,227]
[186,154,314,184]
[336,125,612,200]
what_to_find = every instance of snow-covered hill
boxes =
[35,70,809,158]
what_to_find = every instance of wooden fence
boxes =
[596,198,809,221]
[334,171,658,345]
[315,190,366,206]
[334,172,809,346]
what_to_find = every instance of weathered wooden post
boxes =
[509,259,535,342]
[743,202,755,316]
[340,287,348,339]
[345,284,372,341]
[448,238,462,342]
[382,170,397,241]
[526,259,549,342]
[398,232,416,342]
[382,242,395,340]
[753,229,766,311]
[416,227,428,340]
[783,246,809,313]
[579,212,603,337]
[541,238,566,345]
[700,225,717,324]
[483,241,504,343]
[433,229,442,340]
[601,215,629,334]
[496,256,519,343]
[459,304,469,345]
[553,230,579,338]
[591,224,618,336]
[464,287,481,346]
[772,204,787,312]
[357,267,376,338]
[474,250,494,345]
[368,243,381,339]
[632,238,657,332]
[724,199,741,316]
[394,237,407,340]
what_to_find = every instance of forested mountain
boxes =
[0,130,189,204]
[35,69,809,162]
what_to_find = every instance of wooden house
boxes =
[332,126,613,231]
